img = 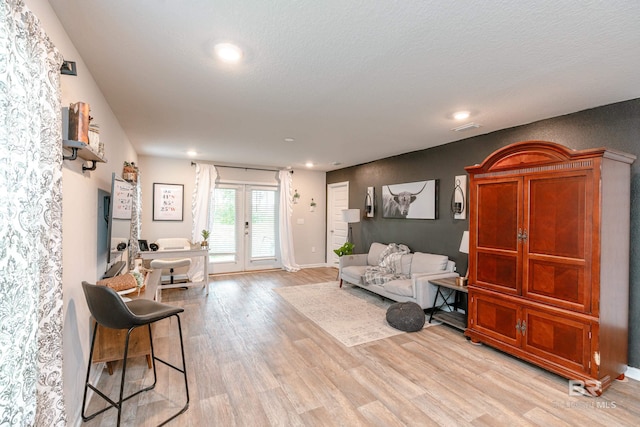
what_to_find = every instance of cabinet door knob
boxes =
[517,229,528,242]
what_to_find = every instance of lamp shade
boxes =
[342,209,361,223]
[459,230,469,254]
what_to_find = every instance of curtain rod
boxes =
[190,162,292,173]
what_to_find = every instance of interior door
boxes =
[209,184,280,274]
[326,181,349,267]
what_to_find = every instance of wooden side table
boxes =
[428,277,468,332]
[91,287,152,375]
[91,321,152,374]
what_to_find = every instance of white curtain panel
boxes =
[190,163,217,281]
[278,170,300,272]
[0,0,66,425]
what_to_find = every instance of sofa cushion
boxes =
[341,265,367,285]
[386,302,425,332]
[411,252,449,274]
[367,242,388,266]
[400,254,413,275]
[383,279,414,297]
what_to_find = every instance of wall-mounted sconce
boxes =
[364,187,375,218]
[292,189,300,204]
[310,198,317,212]
[451,175,467,219]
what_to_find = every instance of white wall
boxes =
[289,169,327,266]
[137,156,195,242]
[138,156,327,267]
[24,1,138,424]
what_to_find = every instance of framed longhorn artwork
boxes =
[382,180,438,219]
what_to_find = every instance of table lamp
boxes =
[459,230,469,279]
[342,209,360,243]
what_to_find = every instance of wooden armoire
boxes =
[464,140,635,394]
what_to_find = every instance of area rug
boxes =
[274,281,435,347]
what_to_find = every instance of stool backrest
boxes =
[82,281,135,330]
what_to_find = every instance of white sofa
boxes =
[339,242,458,309]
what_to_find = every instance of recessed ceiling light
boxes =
[214,43,243,63]
[284,137,295,143]
[453,111,470,120]
[187,150,198,156]
[305,162,314,168]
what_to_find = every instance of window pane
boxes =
[251,189,276,258]
[211,188,236,259]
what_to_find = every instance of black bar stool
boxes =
[81,281,189,426]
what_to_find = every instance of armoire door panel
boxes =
[525,257,589,312]
[527,174,589,260]
[476,180,520,252]
[471,292,520,347]
[476,251,519,293]
[522,308,591,374]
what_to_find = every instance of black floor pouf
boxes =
[386,301,425,332]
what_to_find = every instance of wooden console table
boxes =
[428,277,468,331]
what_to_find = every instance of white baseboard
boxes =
[625,366,640,381]
[299,263,333,269]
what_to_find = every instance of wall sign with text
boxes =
[153,183,184,221]
[113,179,133,220]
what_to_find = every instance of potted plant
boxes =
[201,229,210,248]
[333,241,355,257]
[310,198,317,212]
[122,161,138,183]
[292,189,300,204]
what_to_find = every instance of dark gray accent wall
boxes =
[327,98,640,368]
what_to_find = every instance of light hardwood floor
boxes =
[84,268,640,426]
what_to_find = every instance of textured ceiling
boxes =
[49,0,640,171]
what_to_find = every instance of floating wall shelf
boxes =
[62,140,107,171]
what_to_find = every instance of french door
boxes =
[209,184,280,273]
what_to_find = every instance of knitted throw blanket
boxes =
[363,243,410,285]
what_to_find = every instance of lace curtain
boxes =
[278,170,300,272]
[128,172,142,266]
[0,0,66,425]
[191,163,217,281]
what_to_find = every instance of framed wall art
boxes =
[153,183,184,221]
[382,179,438,219]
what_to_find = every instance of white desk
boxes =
[140,248,209,295]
